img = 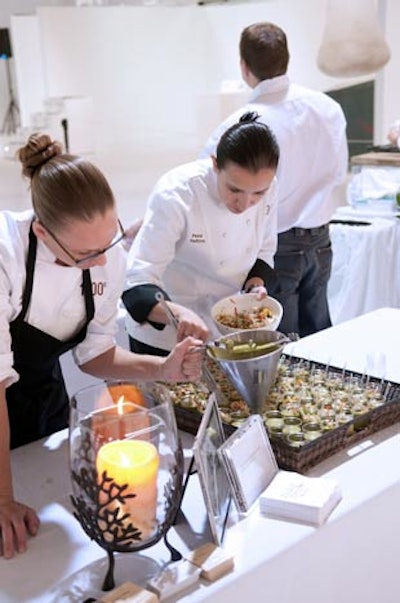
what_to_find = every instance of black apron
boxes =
[7,224,95,449]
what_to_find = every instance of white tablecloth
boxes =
[328,215,400,324]
[1,309,400,603]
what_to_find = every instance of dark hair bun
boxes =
[17,132,63,179]
[239,111,260,124]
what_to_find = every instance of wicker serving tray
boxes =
[270,392,400,473]
[171,355,400,474]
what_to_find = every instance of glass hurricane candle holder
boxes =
[69,380,183,591]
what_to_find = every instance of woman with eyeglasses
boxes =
[0,133,203,559]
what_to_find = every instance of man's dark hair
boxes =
[240,22,289,81]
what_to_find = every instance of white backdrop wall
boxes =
[37,5,223,152]
[11,15,47,128]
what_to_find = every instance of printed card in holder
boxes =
[193,394,232,545]
[217,414,277,513]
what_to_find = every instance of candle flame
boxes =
[117,396,125,415]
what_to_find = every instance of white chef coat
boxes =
[0,210,127,387]
[200,75,348,233]
[125,159,278,350]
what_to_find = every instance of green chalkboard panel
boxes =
[326,80,374,158]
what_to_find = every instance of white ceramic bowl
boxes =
[211,293,283,335]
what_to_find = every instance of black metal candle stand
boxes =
[70,430,184,591]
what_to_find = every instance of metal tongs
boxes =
[155,291,226,399]
[155,291,180,330]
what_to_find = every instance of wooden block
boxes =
[100,581,159,603]
[185,542,234,582]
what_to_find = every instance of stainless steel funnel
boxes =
[206,329,286,415]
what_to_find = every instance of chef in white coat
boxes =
[123,112,279,355]
[0,133,202,559]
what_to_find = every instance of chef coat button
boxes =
[220,261,225,266]
[246,247,251,253]
[222,232,227,238]
[246,219,251,226]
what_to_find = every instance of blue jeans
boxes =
[266,225,332,338]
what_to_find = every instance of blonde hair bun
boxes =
[17,132,63,179]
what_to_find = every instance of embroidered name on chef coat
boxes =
[190,233,206,244]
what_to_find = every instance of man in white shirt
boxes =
[200,22,348,337]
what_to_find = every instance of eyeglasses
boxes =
[43,218,126,266]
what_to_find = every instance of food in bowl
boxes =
[211,293,283,335]
[215,305,274,330]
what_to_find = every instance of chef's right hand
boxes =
[161,336,204,383]
[169,304,210,343]
[0,498,40,559]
